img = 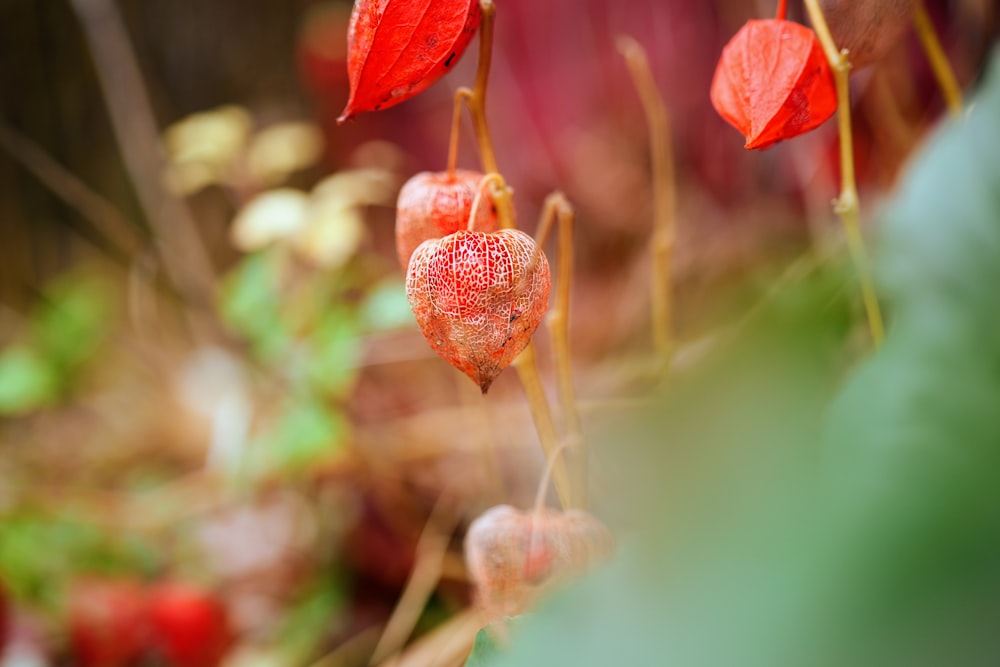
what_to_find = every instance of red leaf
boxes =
[338,0,482,123]
[710,19,837,150]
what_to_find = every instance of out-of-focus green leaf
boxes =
[35,278,111,370]
[305,309,361,398]
[0,516,155,607]
[815,47,1000,664]
[0,346,60,414]
[486,48,1000,667]
[221,251,291,360]
[255,398,346,474]
[465,627,502,667]
[360,279,415,331]
[278,573,346,664]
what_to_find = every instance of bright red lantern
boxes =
[338,0,482,122]
[710,19,837,150]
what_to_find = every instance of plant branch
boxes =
[461,0,570,508]
[368,494,459,666]
[467,173,506,230]
[447,89,473,177]
[466,0,499,175]
[512,344,571,510]
[532,193,585,507]
[804,0,885,347]
[69,0,221,343]
[912,0,963,117]
[0,123,143,256]
[617,36,677,370]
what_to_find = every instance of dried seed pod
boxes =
[464,505,614,618]
[820,0,915,68]
[395,170,499,272]
[406,229,550,393]
[711,19,837,149]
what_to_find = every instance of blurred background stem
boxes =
[805,0,885,348]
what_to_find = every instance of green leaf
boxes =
[221,250,291,360]
[486,49,1000,667]
[256,398,346,474]
[827,48,1000,506]
[278,573,347,663]
[0,516,155,607]
[360,279,415,331]
[815,48,1000,662]
[0,345,60,414]
[465,627,503,667]
[306,309,362,398]
[35,278,111,370]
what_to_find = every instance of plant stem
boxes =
[533,441,569,515]
[447,89,472,177]
[512,345,572,510]
[486,173,518,231]
[804,0,885,348]
[467,0,499,175]
[617,37,677,370]
[462,0,569,508]
[534,193,586,508]
[69,0,221,344]
[468,173,505,230]
[912,0,963,117]
[777,0,788,21]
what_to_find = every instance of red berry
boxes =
[68,578,148,667]
[147,583,232,667]
[395,170,500,272]
[406,229,550,393]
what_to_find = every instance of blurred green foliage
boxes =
[469,47,1000,667]
[0,516,155,608]
[0,276,110,415]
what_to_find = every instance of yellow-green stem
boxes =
[534,193,585,508]
[912,0,963,117]
[617,36,676,370]
[804,0,885,348]
[447,89,472,177]
[513,346,572,510]
[467,173,505,231]
[463,0,570,508]
[467,0,499,175]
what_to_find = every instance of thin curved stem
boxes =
[617,36,677,370]
[776,0,787,21]
[533,441,569,515]
[513,346,571,510]
[448,89,473,177]
[487,175,517,231]
[464,0,570,508]
[69,0,220,343]
[533,193,585,508]
[467,172,505,230]
[912,0,963,117]
[467,0,499,174]
[804,0,885,348]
